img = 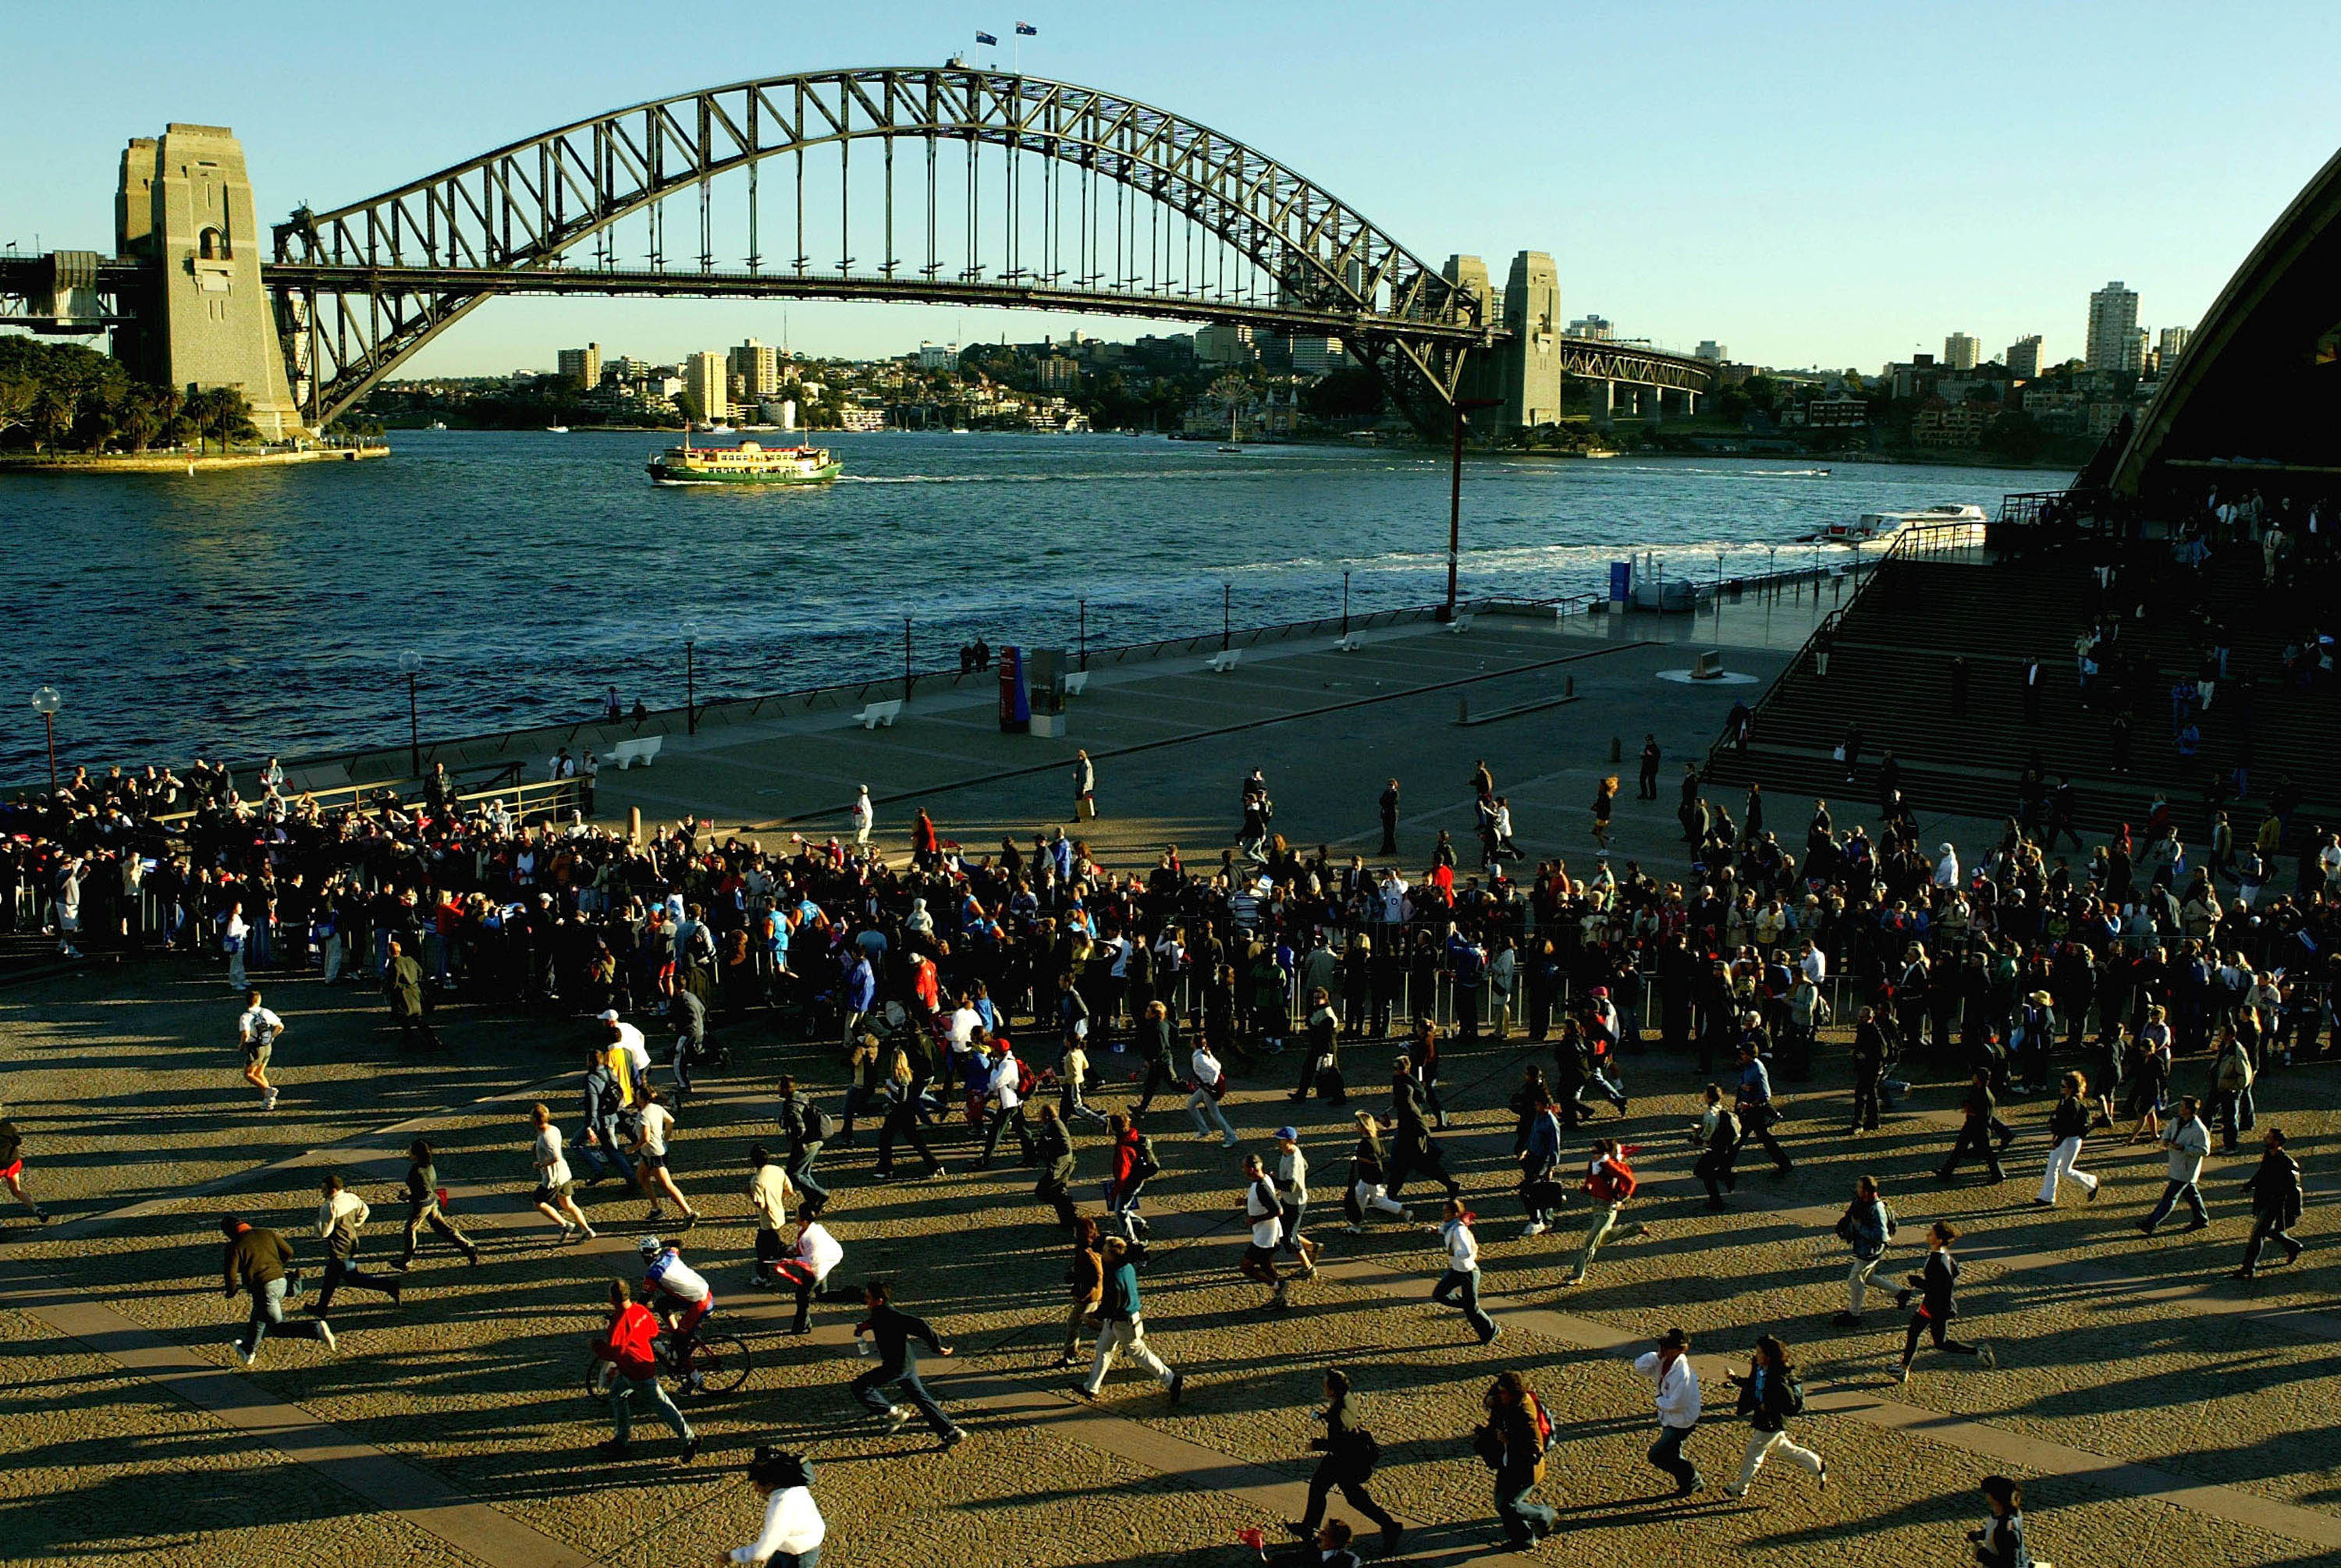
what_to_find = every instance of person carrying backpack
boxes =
[1474,1370,1556,1547]
[1833,1173,1895,1327]
[776,1076,831,1215]
[1561,1137,1646,1286]
[1103,1112,1159,1241]
[1287,1368,1402,1556]
[1723,1334,1824,1499]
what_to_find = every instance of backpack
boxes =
[1014,1055,1039,1099]
[1783,1373,1806,1417]
[805,1103,837,1142]
[1131,1134,1163,1182]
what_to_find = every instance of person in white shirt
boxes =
[1239,1154,1291,1311]
[528,1102,595,1243]
[628,1090,699,1228]
[1186,1041,1237,1145]
[768,1211,845,1336]
[312,1172,402,1315]
[236,989,284,1111]
[976,1038,1035,1167]
[223,903,249,990]
[728,1446,825,1566]
[850,785,874,847]
[1632,1326,1705,1495]
[1799,940,1828,988]
[1428,1197,1499,1344]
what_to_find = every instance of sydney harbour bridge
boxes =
[0,65,1717,439]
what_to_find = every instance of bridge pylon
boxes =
[115,125,305,438]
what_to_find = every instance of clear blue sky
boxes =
[6,1,2336,375]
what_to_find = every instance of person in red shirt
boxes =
[1561,1138,1647,1287]
[591,1280,698,1461]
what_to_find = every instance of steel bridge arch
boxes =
[272,66,1493,428]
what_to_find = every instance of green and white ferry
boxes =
[646,437,841,485]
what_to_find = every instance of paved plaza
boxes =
[5,598,2338,1567]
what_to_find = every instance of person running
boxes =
[851,1279,964,1449]
[976,1037,1036,1169]
[636,1234,717,1393]
[1057,1216,1106,1368]
[1240,1152,1292,1311]
[1967,1475,2034,1568]
[1734,1039,1793,1173]
[221,1214,333,1364]
[1186,1036,1238,1147]
[1517,1084,1564,1236]
[1832,1174,1894,1328]
[1287,1368,1401,1555]
[744,1143,798,1288]
[1032,1102,1080,1229]
[874,1045,946,1182]
[1341,1111,1412,1233]
[1632,1326,1704,1495]
[1429,1197,1501,1345]
[1561,1137,1646,1287]
[1937,1069,2007,1185]
[589,1279,698,1463]
[311,1173,403,1317]
[1895,1221,1996,1381]
[394,1137,479,1270]
[631,1089,702,1228]
[236,989,282,1112]
[2236,1126,2305,1278]
[2139,1095,2212,1236]
[1273,1126,1321,1279]
[726,1446,824,1566]
[2034,1071,2101,1208]
[776,1076,832,1214]
[1689,1083,1741,1211]
[0,1119,52,1226]
[1103,1111,1158,1240]
[1723,1335,1824,1499]
[1475,1371,1558,1547]
[1078,1233,1185,1403]
[769,1208,847,1335]
[529,1102,595,1243]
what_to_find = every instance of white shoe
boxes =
[1222,1133,1239,1148]
[231,1341,257,1367]
[262,1091,279,1111]
[316,1319,338,1353]
[1520,1222,1547,1237]
[885,1403,913,1435]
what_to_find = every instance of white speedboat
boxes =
[1806,502,1986,548]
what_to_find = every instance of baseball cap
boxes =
[1274,1125,1299,1141]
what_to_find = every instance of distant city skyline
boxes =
[3,1,2333,377]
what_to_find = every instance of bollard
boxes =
[1610,735,1622,762]
[1566,675,1575,698]
[1458,697,1470,725]
[627,805,642,845]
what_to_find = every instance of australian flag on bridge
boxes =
[975,30,997,45]
[1016,22,1037,34]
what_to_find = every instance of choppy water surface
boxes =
[0,432,2059,780]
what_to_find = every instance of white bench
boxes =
[1449,613,1476,634]
[1062,671,1090,697]
[1205,649,1242,674]
[855,698,904,729]
[1334,634,1362,652]
[611,735,663,770]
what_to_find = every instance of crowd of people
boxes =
[12,653,2332,1563]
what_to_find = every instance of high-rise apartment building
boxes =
[1193,323,1257,364]
[2158,325,2191,371]
[1943,332,1980,371]
[684,350,729,421]
[2123,326,2150,378]
[2086,281,2140,373]
[1565,314,1614,341]
[2005,335,2044,381]
[729,339,779,400]
[1696,340,1727,363]
[556,342,602,388]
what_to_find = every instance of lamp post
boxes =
[1078,597,1088,670]
[29,685,60,794]
[903,617,913,703]
[1222,581,1232,651]
[680,621,700,735]
[1444,396,1504,621]
[396,651,421,778]
[1342,569,1351,635]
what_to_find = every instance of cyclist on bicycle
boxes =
[638,1236,716,1391]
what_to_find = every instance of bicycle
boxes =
[584,1321,752,1399]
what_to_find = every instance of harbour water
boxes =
[0,431,2061,783]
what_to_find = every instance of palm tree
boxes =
[30,386,73,453]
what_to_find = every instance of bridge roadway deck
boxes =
[6,586,2339,1567]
